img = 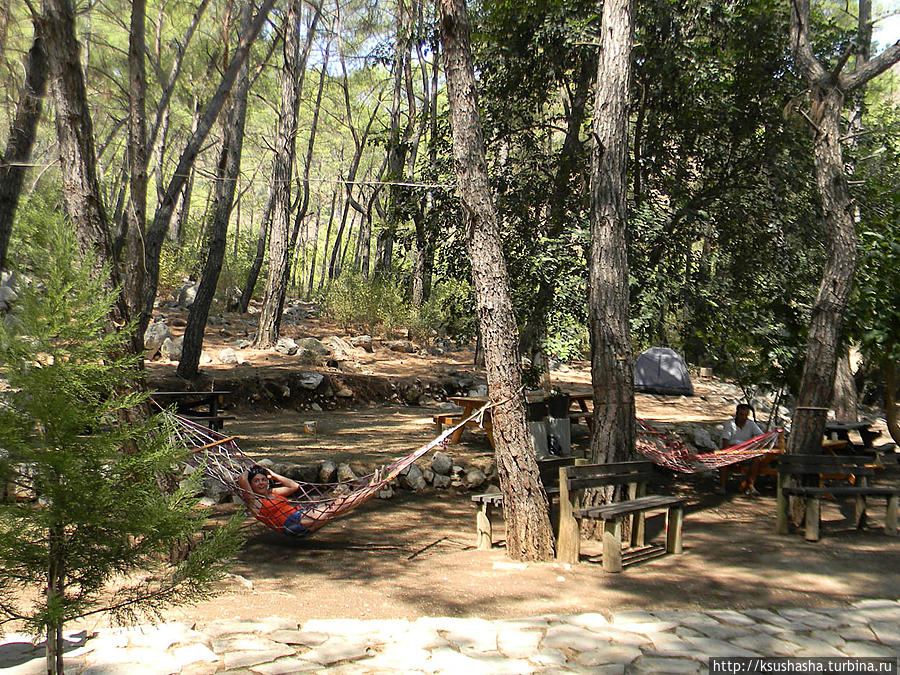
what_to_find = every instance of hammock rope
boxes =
[166,401,493,535]
[636,418,783,473]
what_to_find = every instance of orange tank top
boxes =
[256,494,297,530]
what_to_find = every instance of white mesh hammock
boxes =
[168,403,491,536]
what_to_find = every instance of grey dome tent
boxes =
[634,347,694,396]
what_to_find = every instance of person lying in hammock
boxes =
[237,466,318,537]
[237,465,387,536]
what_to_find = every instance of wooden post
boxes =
[666,505,684,554]
[475,502,492,550]
[804,497,820,541]
[775,472,789,534]
[602,518,623,572]
[629,481,646,548]
[854,475,868,529]
[555,466,580,564]
[886,495,898,536]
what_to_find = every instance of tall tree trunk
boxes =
[587,0,636,475]
[140,0,277,340]
[439,0,554,561]
[254,0,304,347]
[786,0,900,455]
[831,350,858,421]
[318,188,339,293]
[239,190,273,312]
[42,0,126,321]
[178,2,252,379]
[122,0,148,336]
[0,24,47,271]
[305,203,322,299]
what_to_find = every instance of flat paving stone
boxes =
[211,637,294,654]
[707,610,759,626]
[541,624,606,651]
[865,621,900,647]
[172,643,220,667]
[631,656,702,674]
[297,640,371,666]
[839,641,900,658]
[263,630,329,646]
[496,628,543,658]
[527,647,569,668]
[574,644,642,666]
[222,645,296,670]
[681,635,761,658]
[565,612,611,631]
[249,657,322,674]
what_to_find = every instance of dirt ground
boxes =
[130,314,900,630]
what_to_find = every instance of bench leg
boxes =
[666,505,684,554]
[855,476,868,529]
[475,503,493,550]
[775,474,789,535]
[602,518,623,573]
[628,483,646,548]
[556,512,580,565]
[804,497,820,541]
[886,495,898,536]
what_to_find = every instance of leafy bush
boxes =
[321,272,410,334]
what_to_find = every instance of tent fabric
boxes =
[633,347,694,396]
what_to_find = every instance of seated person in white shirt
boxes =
[721,403,764,449]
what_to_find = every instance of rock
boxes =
[385,340,416,353]
[319,461,337,483]
[401,465,428,492]
[202,478,230,503]
[310,402,323,412]
[296,337,330,355]
[219,348,238,364]
[465,468,487,489]
[275,337,299,355]
[236,339,251,349]
[399,382,425,406]
[335,387,354,398]
[336,463,357,482]
[431,451,452,476]
[322,335,356,359]
[349,335,374,352]
[0,284,17,306]
[689,427,718,451]
[176,282,199,308]
[199,352,213,365]
[160,335,184,361]
[298,372,324,390]
[378,486,394,499]
[143,321,170,357]
[422,468,435,484]
[432,474,452,489]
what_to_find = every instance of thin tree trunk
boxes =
[585,0,636,527]
[239,189,274,312]
[0,23,47,271]
[178,2,253,379]
[439,0,554,561]
[318,187,339,293]
[254,0,305,347]
[305,202,322,299]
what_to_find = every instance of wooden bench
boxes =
[556,461,685,572]
[775,454,899,541]
[471,457,578,550]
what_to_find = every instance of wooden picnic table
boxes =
[824,420,882,451]
[440,391,594,446]
[151,390,232,431]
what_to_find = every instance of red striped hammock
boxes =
[169,404,490,536]
[636,418,783,473]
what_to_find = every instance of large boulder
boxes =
[400,465,428,492]
[296,337,330,356]
[384,340,416,354]
[349,335,374,353]
[143,321,170,357]
[431,451,452,476]
[275,337,298,355]
[176,282,199,308]
[322,335,356,359]
[160,335,184,361]
[298,372,324,390]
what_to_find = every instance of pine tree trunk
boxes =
[178,3,252,379]
[254,0,302,348]
[43,0,127,324]
[305,204,322,299]
[586,0,636,470]
[831,350,858,421]
[440,0,554,561]
[0,25,47,271]
[239,191,273,312]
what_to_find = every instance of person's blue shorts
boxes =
[283,509,311,537]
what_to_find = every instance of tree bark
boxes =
[42,0,123,314]
[0,23,47,271]
[239,190,274,312]
[831,350,858,421]
[786,0,900,455]
[587,0,636,469]
[122,0,148,333]
[254,0,305,347]
[178,2,253,379]
[439,0,554,561]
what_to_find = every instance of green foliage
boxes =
[410,279,477,341]
[0,220,240,644]
[321,272,410,334]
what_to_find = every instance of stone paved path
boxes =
[3,599,899,674]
